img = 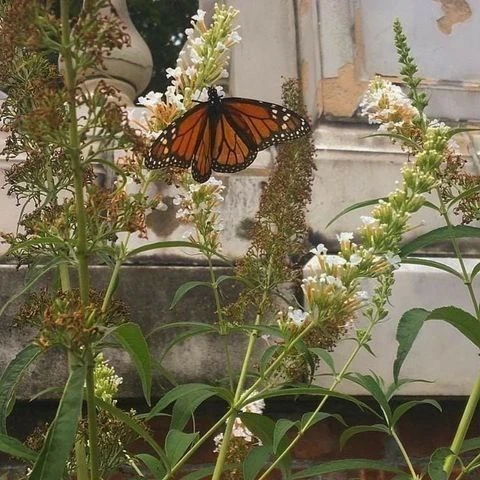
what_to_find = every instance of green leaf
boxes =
[170,389,219,431]
[428,447,453,480]
[447,184,480,209]
[240,413,275,447]
[391,399,442,426]
[308,348,336,373]
[300,412,346,430]
[181,465,219,480]
[170,281,212,309]
[126,240,201,258]
[344,374,391,422]
[136,453,166,479]
[461,436,480,453]
[113,322,152,405]
[158,326,217,363]
[6,236,65,254]
[400,225,480,256]
[326,197,386,229]
[362,132,421,150]
[0,257,70,318]
[340,424,391,449]
[165,429,198,466]
[241,413,292,475]
[471,262,480,280]
[29,363,86,480]
[273,419,297,453]
[0,344,42,434]
[245,387,374,416]
[147,321,219,339]
[147,383,231,420]
[96,397,168,466]
[393,308,430,383]
[243,446,271,480]
[292,459,404,478]
[401,257,462,279]
[428,306,480,348]
[446,126,480,138]
[259,345,282,374]
[0,433,37,462]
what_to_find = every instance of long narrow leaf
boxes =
[326,198,386,229]
[113,322,152,405]
[126,240,202,258]
[29,363,86,480]
[393,308,430,383]
[400,226,480,256]
[136,453,166,479]
[428,306,480,348]
[401,257,462,279]
[0,433,37,463]
[340,424,390,449]
[0,344,42,434]
[292,459,404,478]
[447,184,480,209]
[0,257,70,318]
[170,281,211,309]
[96,397,168,466]
[391,399,441,427]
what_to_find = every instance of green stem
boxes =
[444,375,480,477]
[436,190,479,317]
[391,428,417,479]
[60,0,90,306]
[436,190,480,477]
[60,2,97,477]
[455,450,480,480]
[258,316,379,479]
[85,348,101,479]
[211,306,264,480]
[74,440,90,480]
[206,255,234,389]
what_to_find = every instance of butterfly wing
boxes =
[210,98,310,174]
[147,103,214,182]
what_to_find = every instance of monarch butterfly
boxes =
[146,87,311,183]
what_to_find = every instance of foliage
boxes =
[0,3,479,480]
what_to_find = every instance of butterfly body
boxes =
[147,87,310,183]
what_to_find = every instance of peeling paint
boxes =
[317,6,367,117]
[319,63,367,117]
[435,0,472,34]
[299,0,312,16]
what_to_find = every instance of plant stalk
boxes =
[436,190,480,476]
[444,375,480,477]
[391,428,417,479]
[258,306,381,479]
[60,1,97,477]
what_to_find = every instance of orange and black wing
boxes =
[147,103,214,183]
[210,98,310,174]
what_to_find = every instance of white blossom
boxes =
[287,307,309,326]
[137,91,163,107]
[360,216,377,226]
[192,9,206,22]
[310,243,328,256]
[337,232,354,243]
[385,251,402,268]
[349,253,363,266]
[325,255,347,266]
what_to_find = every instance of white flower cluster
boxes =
[360,78,419,133]
[94,354,123,405]
[213,395,265,452]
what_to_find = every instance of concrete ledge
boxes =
[305,257,480,396]
[0,264,250,400]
